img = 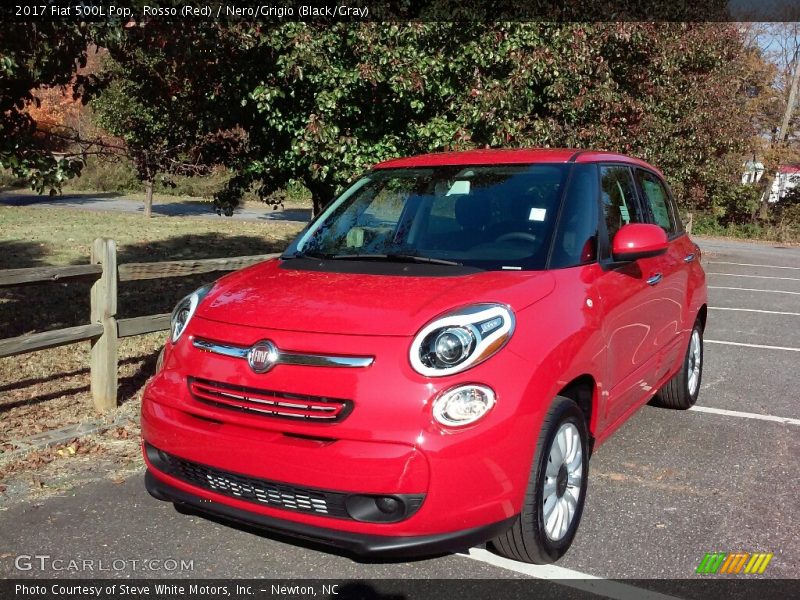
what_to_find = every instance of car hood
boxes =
[196,258,555,336]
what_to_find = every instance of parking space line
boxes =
[690,405,800,426]
[706,339,800,352]
[708,261,800,271]
[463,547,682,600]
[707,272,800,282]
[708,286,800,296]
[708,307,800,316]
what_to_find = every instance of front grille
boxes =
[188,378,352,423]
[146,444,350,519]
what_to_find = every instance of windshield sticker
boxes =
[447,180,471,195]
[346,227,365,248]
[529,208,547,221]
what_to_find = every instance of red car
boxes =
[142,149,707,563]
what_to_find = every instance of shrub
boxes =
[64,156,140,193]
[0,169,28,190]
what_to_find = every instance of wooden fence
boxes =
[0,238,278,412]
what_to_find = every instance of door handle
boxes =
[684,253,696,263]
[646,273,663,286]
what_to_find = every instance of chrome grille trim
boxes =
[192,339,248,359]
[192,337,374,369]
[188,377,353,422]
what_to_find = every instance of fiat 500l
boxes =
[142,148,707,563]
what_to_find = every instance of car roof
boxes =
[372,148,662,176]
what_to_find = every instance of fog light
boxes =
[432,384,495,427]
[375,496,401,514]
[344,494,424,523]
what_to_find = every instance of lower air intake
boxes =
[145,444,350,519]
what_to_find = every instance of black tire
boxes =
[489,396,589,564]
[652,320,703,410]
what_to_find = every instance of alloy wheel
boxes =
[542,422,583,541]
[687,329,702,396]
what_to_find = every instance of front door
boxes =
[594,164,665,429]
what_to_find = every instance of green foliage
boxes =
[692,202,800,242]
[87,24,250,189]
[709,183,762,225]
[0,22,90,192]
[770,188,800,240]
[2,19,764,227]
[63,156,139,193]
[95,28,248,209]
[198,22,757,215]
[63,155,229,199]
[62,156,307,204]
[0,168,28,189]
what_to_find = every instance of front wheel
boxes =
[490,396,589,563]
[652,320,703,410]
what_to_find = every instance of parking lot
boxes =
[1,237,798,591]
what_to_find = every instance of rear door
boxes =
[634,168,693,381]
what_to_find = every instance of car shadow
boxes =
[171,502,452,566]
[258,208,312,222]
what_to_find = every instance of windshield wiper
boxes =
[286,250,335,260]
[331,253,463,266]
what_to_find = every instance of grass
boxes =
[690,211,800,244]
[53,158,314,208]
[0,204,303,267]
[0,205,304,499]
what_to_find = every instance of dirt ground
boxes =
[1,205,304,504]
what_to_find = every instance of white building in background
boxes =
[768,165,800,202]
[742,161,800,202]
[742,160,764,184]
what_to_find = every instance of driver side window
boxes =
[550,164,599,268]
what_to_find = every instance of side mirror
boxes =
[612,223,668,262]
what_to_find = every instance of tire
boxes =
[489,396,589,564]
[653,320,703,410]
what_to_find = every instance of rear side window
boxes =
[636,169,678,235]
[599,165,643,241]
[550,164,599,268]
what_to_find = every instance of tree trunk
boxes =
[778,56,800,145]
[304,179,332,218]
[311,193,324,218]
[144,179,154,218]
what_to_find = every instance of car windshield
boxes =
[284,164,570,271]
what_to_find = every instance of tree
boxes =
[740,23,800,219]
[0,22,90,192]
[88,24,247,217]
[212,22,756,218]
[54,20,755,223]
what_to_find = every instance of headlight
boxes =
[170,284,214,344]
[410,304,515,376]
[433,384,496,427]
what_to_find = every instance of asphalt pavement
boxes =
[1,237,798,590]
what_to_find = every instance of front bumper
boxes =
[142,318,549,546]
[145,470,515,557]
